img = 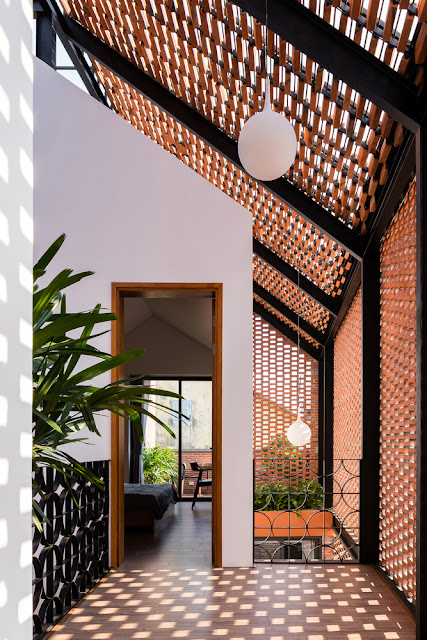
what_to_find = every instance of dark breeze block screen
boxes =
[379,179,416,603]
[32,461,109,639]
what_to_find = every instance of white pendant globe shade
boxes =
[287,412,312,447]
[238,78,297,181]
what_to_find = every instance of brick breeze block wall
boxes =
[333,287,362,540]
[253,313,319,478]
[379,179,416,603]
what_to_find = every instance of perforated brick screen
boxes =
[333,287,362,540]
[253,313,319,475]
[379,179,416,603]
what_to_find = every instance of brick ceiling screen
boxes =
[253,313,319,475]
[379,179,416,604]
[333,286,362,542]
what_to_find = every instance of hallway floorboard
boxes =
[47,502,415,640]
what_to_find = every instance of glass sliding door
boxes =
[140,378,212,499]
[181,380,212,499]
[142,380,179,487]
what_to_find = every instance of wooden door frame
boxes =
[111,283,223,567]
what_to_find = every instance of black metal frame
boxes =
[253,238,339,317]
[359,251,380,564]
[253,282,326,345]
[253,456,360,563]
[34,5,56,67]
[232,0,423,133]
[253,300,321,360]
[416,126,427,637]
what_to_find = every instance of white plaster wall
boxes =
[0,2,33,638]
[125,315,212,377]
[33,61,253,567]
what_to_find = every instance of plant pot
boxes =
[254,509,334,539]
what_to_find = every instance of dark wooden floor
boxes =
[48,502,415,640]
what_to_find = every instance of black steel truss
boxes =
[42,0,364,261]
[253,282,326,345]
[253,238,339,317]
[253,300,320,360]
[232,0,424,133]
[37,0,109,105]
[325,261,362,345]
[364,131,416,256]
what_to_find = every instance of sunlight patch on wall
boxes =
[19,319,32,349]
[19,432,31,458]
[19,206,33,242]
[0,24,10,63]
[0,84,10,121]
[0,211,10,245]
[19,94,32,132]
[19,487,31,514]
[0,458,9,486]
[0,519,7,549]
[19,375,32,404]
[0,395,7,426]
[0,145,9,183]
[18,263,32,292]
[0,333,8,363]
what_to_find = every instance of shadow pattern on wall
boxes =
[32,461,109,639]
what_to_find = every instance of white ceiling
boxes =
[124,296,212,349]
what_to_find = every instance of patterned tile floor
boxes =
[47,503,415,640]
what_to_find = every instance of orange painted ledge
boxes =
[254,509,334,538]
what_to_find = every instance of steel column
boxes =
[359,251,380,564]
[416,126,427,638]
[35,9,56,67]
[323,342,334,510]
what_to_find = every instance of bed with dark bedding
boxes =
[124,483,178,532]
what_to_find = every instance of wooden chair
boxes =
[190,461,212,509]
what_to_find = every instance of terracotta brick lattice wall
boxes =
[253,313,319,482]
[333,287,362,541]
[379,180,416,602]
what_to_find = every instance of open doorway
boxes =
[110,284,223,568]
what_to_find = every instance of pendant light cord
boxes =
[297,264,300,417]
[265,0,268,78]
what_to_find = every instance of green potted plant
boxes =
[142,446,178,484]
[32,234,181,530]
[254,479,333,537]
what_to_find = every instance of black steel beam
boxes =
[253,301,321,360]
[253,238,339,317]
[232,0,423,133]
[318,352,324,476]
[47,3,364,260]
[364,131,416,255]
[323,342,334,511]
[416,126,427,639]
[325,261,362,344]
[34,8,56,67]
[253,282,326,345]
[38,0,109,105]
[359,250,380,564]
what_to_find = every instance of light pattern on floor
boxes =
[48,564,415,640]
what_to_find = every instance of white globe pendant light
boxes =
[287,409,312,447]
[286,266,312,448]
[238,77,297,181]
